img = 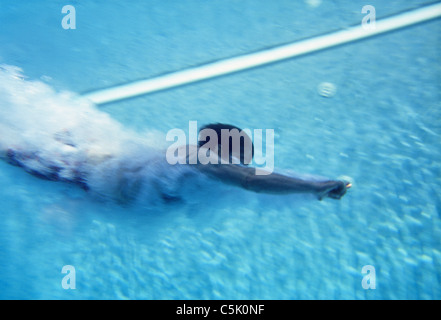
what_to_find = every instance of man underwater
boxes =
[2,122,350,203]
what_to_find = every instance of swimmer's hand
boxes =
[317,181,351,200]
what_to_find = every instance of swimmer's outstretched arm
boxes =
[196,163,349,200]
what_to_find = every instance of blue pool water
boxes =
[0,0,440,299]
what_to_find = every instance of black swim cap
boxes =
[198,123,254,165]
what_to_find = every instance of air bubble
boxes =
[305,0,322,8]
[318,82,337,98]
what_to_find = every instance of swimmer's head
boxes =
[198,123,254,165]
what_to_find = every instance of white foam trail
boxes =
[82,2,441,105]
[0,65,171,203]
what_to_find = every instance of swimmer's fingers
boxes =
[319,181,351,200]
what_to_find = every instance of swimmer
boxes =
[2,122,350,202]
